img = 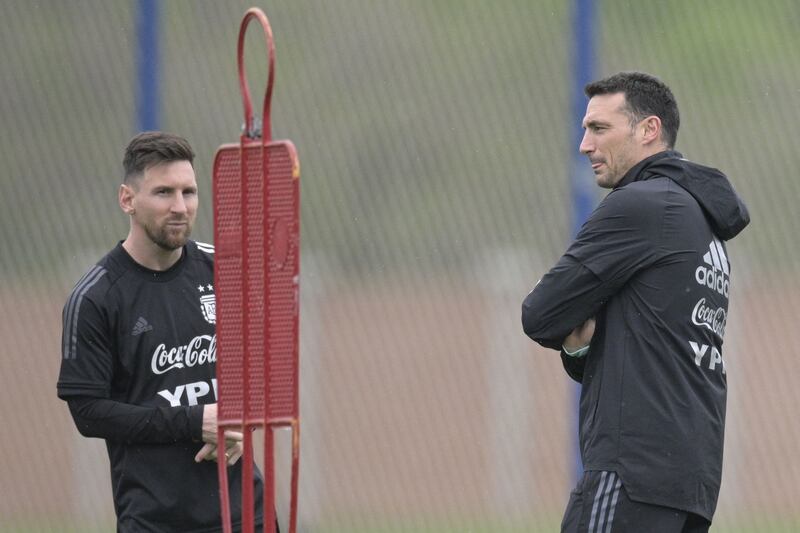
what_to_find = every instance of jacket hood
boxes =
[617,150,750,241]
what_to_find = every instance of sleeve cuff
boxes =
[189,405,204,442]
[562,344,590,358]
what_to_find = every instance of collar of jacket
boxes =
[614,150,683,190]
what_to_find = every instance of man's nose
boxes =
[579,131,593,154]
[171,194,187,213]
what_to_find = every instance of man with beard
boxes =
[57,132,269,532]
[522,73,749,531]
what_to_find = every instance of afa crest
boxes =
[197,284,216,324]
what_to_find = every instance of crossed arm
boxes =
[66,397,244,465]
[563,317,596,354]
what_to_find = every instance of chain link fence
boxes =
[1,1,797,531]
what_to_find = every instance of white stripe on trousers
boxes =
[588,471,622,533]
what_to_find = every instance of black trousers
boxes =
[561,470,711,533]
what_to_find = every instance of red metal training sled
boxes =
[212,7,300,533]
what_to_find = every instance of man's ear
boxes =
[119,183,136,215]
[641,116,662,146]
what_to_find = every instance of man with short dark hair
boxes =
[57,132,268,532]
[522,72,750,531]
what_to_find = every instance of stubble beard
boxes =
[144,220,193,251]
[595,150,636,189]
[594,166,619,189]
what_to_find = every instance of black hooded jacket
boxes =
[522,150,749,520]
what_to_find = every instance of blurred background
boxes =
[1,0,798,531]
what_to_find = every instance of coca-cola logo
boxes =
[151,334,216,375]
[691,298,727,338]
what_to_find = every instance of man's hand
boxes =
[201,403,244,444]
[194,440,244,465]
[194,403,244,465]
[563,318,596,353]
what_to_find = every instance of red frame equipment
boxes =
[212,7,300,533]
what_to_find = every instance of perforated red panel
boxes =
[265,141,300,421]
[213,141,299,425]
[213,144,245,423]
[243,144,266,422]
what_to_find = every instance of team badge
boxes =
[197,284,216,324]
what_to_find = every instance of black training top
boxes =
[522,151,749,521]
[58,240,264,532]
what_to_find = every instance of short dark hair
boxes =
[585,72,680,149]
[123,131,195,183]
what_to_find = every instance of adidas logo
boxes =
[695,237,729,298]
[132,317,154,336]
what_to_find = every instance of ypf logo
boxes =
[695,238,729,298]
